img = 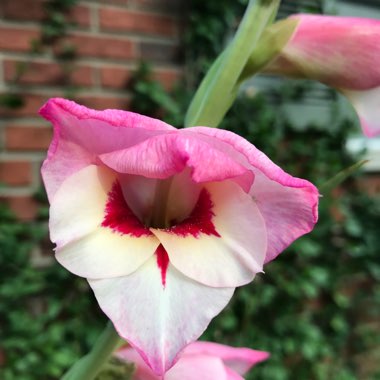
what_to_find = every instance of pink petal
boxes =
[264,15,380,137]
[40,98,174,201]
[185,128,319,263]
[151,181,267,287]
[118,342,268,380]
[117,348,160,380]
[41,139,93,203]
[117,347,228,380]
[99,132,253,187]
[250,170,318,263]
[225,368,244,380]
[283,15,380,90]
[184,342,270,375]
[165,356,228,380]
[50,165,160,278]
[88,255,234,375]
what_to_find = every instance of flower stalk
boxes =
[184,0,280,128]
[61,322,122,380]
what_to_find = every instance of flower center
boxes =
[168,189,220,238]
[101,179,220,238]
[101,177,221,287]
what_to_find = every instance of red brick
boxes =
[100,66,181,90]
[140,41,180,63]
[1,196,38,221]
[0,161,32,186]
[99,67,133,88]
[0,93,129,117]
[61,34,135,60]
[153,69,182,90]
[0,94,53,117]
[3,59,93,87]
[359,175,380,196]
[0,0,90,27]
[98,0,130,5]
[0,27,39,52]
[99,8,177,37]
[77,95,131,111]
[5,126,53,151]
[135,0,183,13]
[69,5,91,27]
[0,0,44,20]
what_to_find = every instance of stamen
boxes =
[149,177,174,228]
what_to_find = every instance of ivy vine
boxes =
[0,0,79,109]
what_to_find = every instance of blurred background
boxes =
[0,0,379,379]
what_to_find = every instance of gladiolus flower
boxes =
[261,14,380,137]
[117,341,269,380]
[40,98,318,375]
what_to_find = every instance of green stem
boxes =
[61,322,122,380]
[184,0,280,128]
[239,17,299,83]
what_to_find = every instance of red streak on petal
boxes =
[169,188,221,238]
[101,181,152,237]
[156,244,169,287]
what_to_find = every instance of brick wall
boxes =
[0,0,185,220]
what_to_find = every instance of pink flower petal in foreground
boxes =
[40,98,318,375]
[263,14,380,137]
[116,341,269,380]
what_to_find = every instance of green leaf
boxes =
[319,160,368,194]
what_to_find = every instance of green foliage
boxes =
[36,0,79,79]
[0,93,24,109]
[184,0,247,86]
[0,205,105,380]
[41,0,79,44]
[129,62,185,127]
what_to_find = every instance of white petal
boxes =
[49,165,116,247]
[151,181,267,287]
[56,228,160,279]
[343,87,380,137]
[88,255,234,375]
